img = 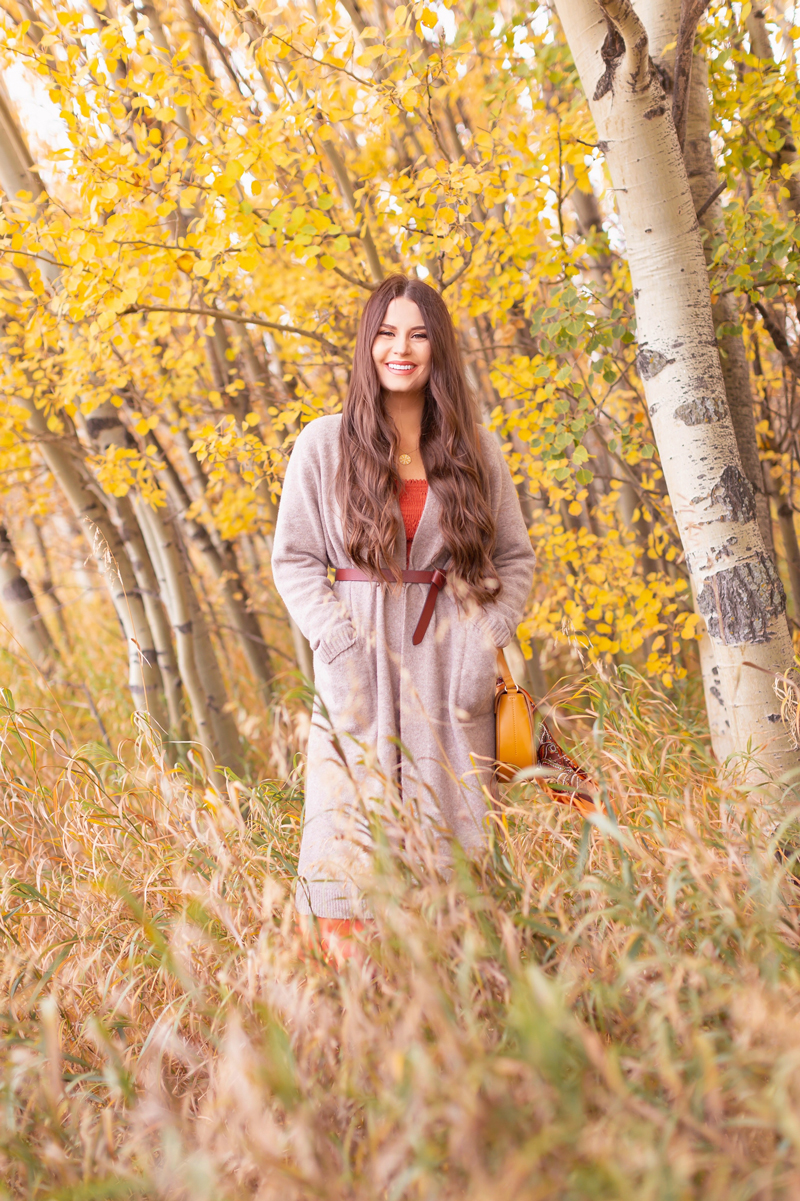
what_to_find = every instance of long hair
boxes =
[336,274,499,605]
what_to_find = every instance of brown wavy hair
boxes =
[336,274,499,605]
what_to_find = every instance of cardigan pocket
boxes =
[316,623,357,664]
[452,617,497,721]
[313,633,375,733]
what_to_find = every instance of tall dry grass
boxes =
[2,657,800,1199]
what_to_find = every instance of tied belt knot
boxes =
[334,567,446,645]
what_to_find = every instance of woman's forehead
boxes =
[382,296,426,327]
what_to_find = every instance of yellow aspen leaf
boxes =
[176,253,194,273]
[356,45,386,66]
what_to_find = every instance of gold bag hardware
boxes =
[494,649,598,816]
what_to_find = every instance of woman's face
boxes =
[371,297,432,398]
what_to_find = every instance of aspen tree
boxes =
[0,78,171,727]
[0,520,55,671]
[552,0,800,779]
[86,403,185,739]
[647,3,778,757]
[745,5,800,214]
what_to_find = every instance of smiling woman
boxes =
[371,297,432,475]
[271,275,536,951]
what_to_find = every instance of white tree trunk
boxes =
[85,403,185,737]
[20,400,166,724]
[645,2,775,761]
[553,0,800,782]
[0,521,55,671]
[136,501,243,776]
[141,416,274,693]
[135,500,219,774]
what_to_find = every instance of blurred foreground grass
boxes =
[2,664,800,1200]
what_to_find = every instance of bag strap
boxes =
[496,648,519,693]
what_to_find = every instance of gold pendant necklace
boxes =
[398,445,419,466]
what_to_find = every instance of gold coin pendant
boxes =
[398,453,412,465]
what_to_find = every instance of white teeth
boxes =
[387,364,415,372]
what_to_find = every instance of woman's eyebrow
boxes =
[378,323,428,331]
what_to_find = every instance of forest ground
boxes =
[3,603,800,1200]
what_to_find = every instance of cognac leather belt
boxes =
[334,567,447,645]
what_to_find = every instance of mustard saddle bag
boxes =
[494,650,598,815]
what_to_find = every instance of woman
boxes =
[272,275,535,938]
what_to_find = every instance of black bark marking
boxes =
[643,104,667,119]
[696,552,785,645]
[636,348,673,379]
[709,665,724,706]
[85,415,122,436]
[675,395,726,425]
[593,22,625,101]
[710,465,756,524]
[86,414,136,447]
[2,576,35,603]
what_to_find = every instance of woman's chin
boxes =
[379,373,427,394]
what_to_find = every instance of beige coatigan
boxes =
[272,415,536,917]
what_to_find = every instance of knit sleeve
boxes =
[475,427,536,648]
[271,421,357,664]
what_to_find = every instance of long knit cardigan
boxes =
[271,415,536,918]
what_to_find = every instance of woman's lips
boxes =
[386,362,416,373]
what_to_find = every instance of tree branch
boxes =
[754,300,800,378]
[331,266,376,291]
[595,0,651,93]
[673,0,710,151]
[695,179,725,220]
[120,304,348,359]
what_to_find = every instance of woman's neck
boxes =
[384,390,424,450]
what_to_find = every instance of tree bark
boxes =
[553,0,799,781]
[134,421,275,693]
[775,498,800,622]
[181,542,244,776]
[136,501,231,774]
[0,521,56,671]
[647,15,774,558]
[26,517,70,647]
[20,401,166,723]
[683,52,774,556]
[745,7,800,214]
[85,404,185,738]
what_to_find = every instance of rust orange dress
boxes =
[398,479,428,561]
